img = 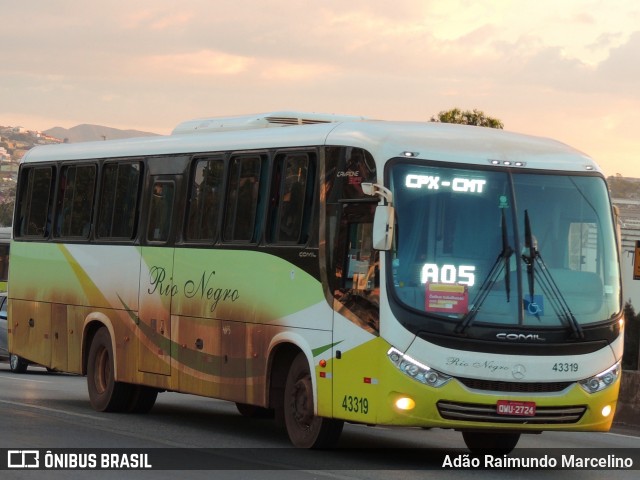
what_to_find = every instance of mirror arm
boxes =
[361,182,393,206]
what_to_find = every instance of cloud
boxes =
[260,61,338,82]
[142,50,253,76]
[122,8,194,31]
[595,31,640,97]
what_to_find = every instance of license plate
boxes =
[496,400,536,416]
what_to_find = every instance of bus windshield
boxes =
[389,161,620,330]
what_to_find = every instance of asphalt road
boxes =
[1,363,639,479]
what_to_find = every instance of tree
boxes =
[430,108,504,129]
[0,200,13,227]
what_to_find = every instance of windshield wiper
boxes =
[522,210,536,302]
[521,210,585,340]
[501,209,512,302]
[455,210,513,334]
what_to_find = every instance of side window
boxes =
[16,166,55,238]
[186,158,224,241]
[97,162,141,239]
[325,147,377,203]
[270,152,314,244]
[330,203,380,334]
[147,181,175,243]
[54,164,96,239]
[224,155,262,242]
[343,222,378,291]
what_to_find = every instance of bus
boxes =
[8,112,622,453]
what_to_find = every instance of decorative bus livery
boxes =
[8,112,622,452]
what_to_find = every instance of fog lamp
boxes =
[395,397,416,411]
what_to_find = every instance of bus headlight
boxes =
[578,361,621,394]
[387,347,452,388]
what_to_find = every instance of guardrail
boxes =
[614,370,640,428]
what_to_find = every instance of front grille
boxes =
[437,401,586,424]
[457,377,572,393]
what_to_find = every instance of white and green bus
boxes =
[8,112,622,452]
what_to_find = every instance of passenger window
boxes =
[270,153,314,244]
[54,165,96,239]
[147,182,175,242]
[97,162,141,239]
[16,166,54,238]
[224,155,262,242]
[186,158,224,241]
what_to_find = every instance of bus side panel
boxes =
[245,322,269,407]
[173,315,223,398]
[170,317,279,407]
[9,299,51,368]
[220,320,246,403]
[51,303,68,372]
[330,318,384,424]
[170,248,332,406]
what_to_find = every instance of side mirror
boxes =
[373,205,395,251]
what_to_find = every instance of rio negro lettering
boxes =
[148,267,240,312]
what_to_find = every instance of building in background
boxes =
[613,198,640,308]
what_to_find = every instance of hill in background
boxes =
[44,124,159,143]
[607,175,640,200]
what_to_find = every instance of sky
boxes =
[1,0,639,177]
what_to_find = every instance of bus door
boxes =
[138,175,179,376]
[330,202,381,421]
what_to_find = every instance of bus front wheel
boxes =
[462,431,520,455]
[9,353,28,373]
[87,327,132,412]
[283,352,343,448]
[236,402,274,418]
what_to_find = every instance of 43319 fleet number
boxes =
[552,362,579,373]
[341,395,369,414]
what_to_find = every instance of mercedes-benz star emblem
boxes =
[512,364,526,380]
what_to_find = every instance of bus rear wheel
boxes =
[462,431,520,455]
[283,352,343,448]
[127,385,158,413]
[87,327,133,412]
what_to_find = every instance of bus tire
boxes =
[9,353,28,373]
[87,327,133,412]
[236,402,274,419]
[462,431,520,455]
[283,352,343,448]
[127,385,158,413]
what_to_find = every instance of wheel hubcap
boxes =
[292,376,313,426]
[94,347,110,394]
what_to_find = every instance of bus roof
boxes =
[20,112,601,174]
